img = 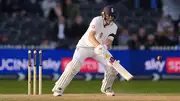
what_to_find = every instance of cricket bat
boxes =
[105,51,133,81]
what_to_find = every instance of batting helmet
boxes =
[101,5,116,21]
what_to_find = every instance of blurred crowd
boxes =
[0,0,180,50]
[117,16,180,50]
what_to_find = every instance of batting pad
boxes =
[101,66,118,93]
[52,59,81,93]
[101,74,117,93]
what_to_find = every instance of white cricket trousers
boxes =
[52,47,118,94]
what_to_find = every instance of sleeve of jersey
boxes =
[107,26,118,40]
[107,34,115,40]
[89,17,99,32]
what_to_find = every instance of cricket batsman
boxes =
[52,5,118,96]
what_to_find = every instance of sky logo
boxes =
[144,58,165,72]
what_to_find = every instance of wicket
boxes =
[28,50,42,95]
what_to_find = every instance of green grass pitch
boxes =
[0,80,180,101]
[0,80,180,94]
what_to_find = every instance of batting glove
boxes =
[94,45,107,58]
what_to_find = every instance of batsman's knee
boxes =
[106,66,118,76]
[64,59,81,74]
[109,69,118,75]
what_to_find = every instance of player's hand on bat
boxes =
[94,45,107,58]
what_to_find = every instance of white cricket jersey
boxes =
[76,16,118,48]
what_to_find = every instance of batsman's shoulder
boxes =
[93,16,102,21]
[112,22,118,29]
[90,16,102,25]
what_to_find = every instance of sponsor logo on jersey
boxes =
[99,33,103,38]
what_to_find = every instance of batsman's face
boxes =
[105,14,114,25]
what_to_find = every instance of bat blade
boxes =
[112,61,133,81]
[105,50,133,81]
